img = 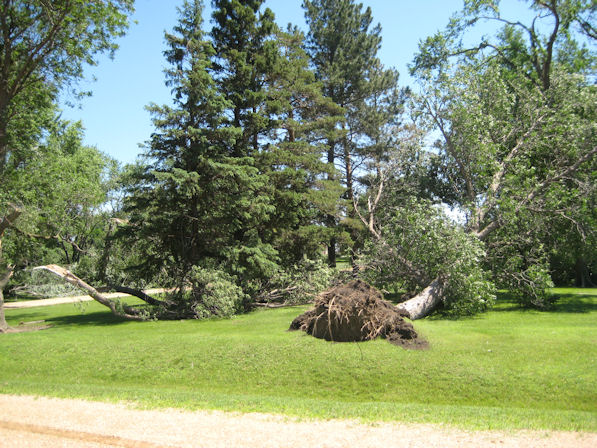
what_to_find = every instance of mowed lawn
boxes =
[1,288,595,432]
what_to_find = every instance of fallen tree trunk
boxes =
[103,284,173,307]
[396,278,444,320]
[34,265,147,321]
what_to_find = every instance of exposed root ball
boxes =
[289,279,428,349]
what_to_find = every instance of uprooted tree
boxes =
[355,0,596,319]
[290,279,428,349]
[34,264,249,321]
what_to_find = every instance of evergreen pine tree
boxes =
[209,0,345,281]
[303,0,401,266]
[126,0,350,298]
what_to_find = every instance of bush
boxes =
[498,261,556,309]
[484,226,557,309]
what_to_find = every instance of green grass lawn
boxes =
[1,288,596,432]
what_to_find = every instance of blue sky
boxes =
[59,0,531,164]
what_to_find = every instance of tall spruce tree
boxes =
[124,0,277,287]
[211,0,277,157]
[209,0,346,282]
[206,0,282,285]
[303,0,401,266]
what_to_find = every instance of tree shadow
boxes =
[491,291,597,314]
[6,310,50,322]
[547,293,597,314]
[45,311,132,327]
[383,292,405,305]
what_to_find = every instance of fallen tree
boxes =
[34,265,163,321]
[34,264,247,321]
[353,0,597,320]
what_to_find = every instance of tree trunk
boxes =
[327,139,337,267]
[34,265,147,321]
[0,288,7,332]
[0,204,23,332]
[328,235,337,267]
[0,267,13,332]
[396,278,444,320]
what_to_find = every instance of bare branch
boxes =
[13,227,89,254]
[352,166,384,240]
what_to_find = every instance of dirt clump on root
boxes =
[289,279,428,349]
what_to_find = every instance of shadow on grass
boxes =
[548,294,597,314]
[6,311,49,322]
[382,292,409,305]
[492,291,597,314]
[45,311,131,327]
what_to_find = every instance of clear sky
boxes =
[59,0,531,164]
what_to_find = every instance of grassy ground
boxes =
[0,288,595,432]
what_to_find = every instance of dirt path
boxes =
[0,395,594,448]
[4,289,167,309]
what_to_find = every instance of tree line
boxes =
[1,0,595,329]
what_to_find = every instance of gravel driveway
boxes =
[0,395,595,447]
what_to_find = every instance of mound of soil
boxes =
[289,279,428,349]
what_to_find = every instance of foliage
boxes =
[260,26,345,266]
[303,0,403,265]
[121,0,278,288]
[362,199,495,315]
[174,267,246,319]
[0,0,134,330]
[122,0,343,309]
[8,268,80,299]
[408,0,596,309]
[0,0,134,162]
[484,217,557,309]
[1,121,116,291]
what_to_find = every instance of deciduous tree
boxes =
[0,0,134,331]
[394,0,596,317]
